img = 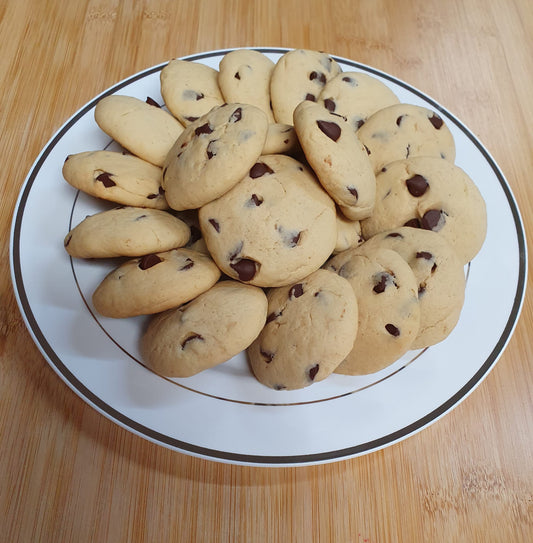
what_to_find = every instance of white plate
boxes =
[10,48,527,466]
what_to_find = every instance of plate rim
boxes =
[9,47,528,466]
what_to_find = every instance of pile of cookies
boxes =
[62,48,487,391]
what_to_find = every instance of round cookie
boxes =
[62,150,168,210]
[160,59,225,126]
[64,206,190,259]
[94,95,184,167]
[248,269,358,390]
[270,49,342,125]
[92,248,221,318]
[325,247,420,375]
[360,157,487,265]
[218,49,276,123]
[293,100,376,220]
[334,210,364,255]
[141,280,268,378]
[262,123,301,156]
[356,103,456,173]
[317,71,400,131]
[198,154,337,288]
[162,103,269,210]
[359,227,466,349]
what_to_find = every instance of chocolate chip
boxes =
[406,174,429,197]
[274,384,287,390]
[195,123,213,136]
[347,186,358,199]
[373,273,389,294]
[185,116,199,122]
[230,258,259,282]
[428,113,443,129]
[404,218,421,228]
[385,324,400,337]
[181,333,204,349]
[289,283,304,299]
[134,214,147,220]
[406,143,411,158]
[416,251,433,260]
[342,76,355,84]
[324,98,336,112]
[355,119,365,129]
[195,92,205,101]
[309,71,327,84]
[364,144,371,155]
[249,193,263,206]
[420,209,446,232]
[308,364,320,381]
[386,232,404,238]
[316,120,341,142]
[95,172,116,188]
[266,311,282,324]
[229,107,242,122]
[305,93,316,102]
[396,115,405,126]
[206,140,217,159]
[208,218,220,232]
[145,96,161,108]
[234,71,241,80]
[249,162,274,178]
[138,254,162,270]
[260,348,274,363]
[146,193,157,199]
[180,258,194,271]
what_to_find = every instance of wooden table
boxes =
[1,1,532,541]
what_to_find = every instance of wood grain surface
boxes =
[1,0,532,541]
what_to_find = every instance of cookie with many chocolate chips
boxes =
[293,100,376,220]
[218,49,276,123]
[94,95,184,167]
[317,71,400,132]
[92,248,220,318]
[358,227,466,349]
[160,59,225,126]
[162,103,269,210]
[360,157,487,265]
[62,150,168,209]
[325,246,420,375]
[248,269,358,390]
[198,154,337,287]
[270,49,342,124]
[141,280,268,378]
[357,103,456,173]
[64,206,190,259]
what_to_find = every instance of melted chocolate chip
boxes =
[145,96,161,108]
[309,71,327,84]
[230,258,259,282]
[249,193,263,206]
[347,186,358,199]
[373,273,389,294]
[146,193,157,200]
[260,348,274,363]
[364,144,371,155]
[396,115,405,126]
[421,209,446,232]
[428,113,443,129]
[404,218,421,228]
[289,283,304,299]
[324,98,336,112]
[206,140,217,159]
[406,174,429,197]
[416,251,433,260]
[208,218,220,232]
[195,123,213,136]
[185,116,199,122]
[229,107,242,122]
[305,93,316,102]
[138,254,162,270]
[386,232,404,238]
[308,364,320,381]
[249,162,274,178]
[342,76,355,84]
[406,143,411,158]
[385,323,400,337]
[195,92,205,101]
[181,333,204,349]
[180,258,194,271]
[96,172,116,188]
[355,119,365,129]
[134,214,147,220]
[234,71,241,80]
[316,120,341,142]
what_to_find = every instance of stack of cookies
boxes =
[62,48,487,390]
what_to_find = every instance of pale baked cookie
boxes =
[92,248,220,318]
[325,247,420,375]
[359,227,466,349]
[360,157,487,265]
[64,206,190,259]
[141,280,268,378]
[94,95,184,167]
[198,154,337,287]
[160,59,225,126]
[318,71,400,131]
[357,103,456,173]
[163,103,269,210]
[293,100,376,220]
[262,123,301,156]
[248,269,358,390]
[62,150,168,209]
[218,49,276,123]
[270,49,342,124]
[333,210,364,255]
